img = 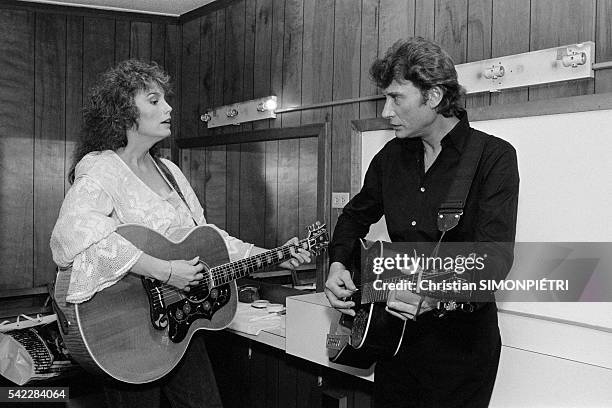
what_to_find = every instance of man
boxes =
[325,37,519,408]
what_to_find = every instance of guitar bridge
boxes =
[142,278,169,330]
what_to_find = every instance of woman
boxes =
[50,59,310,408]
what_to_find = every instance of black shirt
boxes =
[329,112,520,286]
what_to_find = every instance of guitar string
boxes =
[150,236,326,305]
[150,244,300,303]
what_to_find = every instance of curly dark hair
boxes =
[370,37,465,118]
[68,59,172,183]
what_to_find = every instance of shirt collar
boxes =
[440,110,470,153]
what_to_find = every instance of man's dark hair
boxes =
[370,37,465,117]
[69,59,172,183]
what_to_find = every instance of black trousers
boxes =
[373,303,501,408]
[103,333,223,408]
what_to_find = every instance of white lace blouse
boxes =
[50,150,253,303]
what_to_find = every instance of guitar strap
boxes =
[436,130,487,235]
[153,156,199,226]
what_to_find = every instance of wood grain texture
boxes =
[82,17,115,97]
[595,0,612,94]
[270,0,285,129]
[115,20,131,62]
[34,13,66,286]
[415,0,435,40]
[239,142,266,246]
[130,21,151,60]
[297,137,318,241]
[490,0,530,105]
[199,12,216,139]
[434,0,468,63]
[280,0,303,127]
[241,0,256,132]
[465,0,491,108]
[0,9,34,289]
[529,0,595,100]
[65,15,83,191]
[212,9,226,136]
[164,23,180,160]
[360,0,379,120]
[180,18,200,140]
[205,146,227,228]
[264,140,279,247]
[331,0,361,231]
[277,139,300,243]
[253,0,273,131]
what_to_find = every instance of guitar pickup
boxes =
[326,334,350,350]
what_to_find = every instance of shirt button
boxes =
[411,221,417,226]
[420,187,426,193]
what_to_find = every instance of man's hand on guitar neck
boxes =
[325,262,358,316]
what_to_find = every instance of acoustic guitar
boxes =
[327,240,458,369]
[53,222,328,383]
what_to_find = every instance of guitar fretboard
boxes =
[207,241,308,287]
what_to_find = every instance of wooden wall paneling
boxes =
[490,0,530,105]
[130,21,152,60]
[301,0,334,125]
[224,1,246,237]
[280,0,303,127]
[82,17,115,98]
[206,10,228,228]
[331,0,362,231]
[204,146,228,228]
[0,9,35,289]
[189,147,208,219]
[164,23,180,161]
[190,15,215,215]
[151,23,166,70]
[115,20,130,62]
[378,0,415,54]
[360,0,379,120]
[295,357,322,408]
[213,9,226,133]
[253,0,278,247]
[179,18,199,199]
[277,357,298,408]
[415,0,435,40]
[34,13,66,286]
[434,0,468,63]
[270,0,285,130]
[65,15,83,191]
[152,23,171,156]
[528,0,596,100]
[376,0,415,113]
[297,137,318,241]
[264,139,279,247]
[179,17,200,141]
[241,0,256,133]
[253,0,273,131]
[239,141,266,246]
[277,138,300,243]
[595,0,612,94]
[465,0,491,108]
[250,346,280,408]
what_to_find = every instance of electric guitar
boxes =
[327,240,461,369]
[53,222,328,384]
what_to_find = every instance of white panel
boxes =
[491,347,612,408]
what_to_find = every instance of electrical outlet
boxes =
[331,192,350,209]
